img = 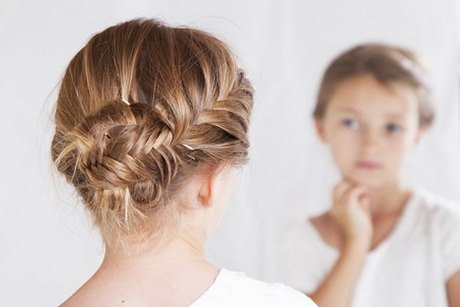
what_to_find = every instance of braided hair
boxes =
[51,18,253,248]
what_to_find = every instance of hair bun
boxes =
[51,19,254,247]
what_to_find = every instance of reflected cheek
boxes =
[328,136,358,168]
[385,147,409,170]
[386,138,413,163]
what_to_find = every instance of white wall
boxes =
[1,0,459,305]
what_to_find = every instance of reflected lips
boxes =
[356,161,381,170]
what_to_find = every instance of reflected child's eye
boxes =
[386,123,403,134]
[341,118,359,130]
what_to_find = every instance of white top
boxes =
[278,189,460,307]
[190,268,317,307]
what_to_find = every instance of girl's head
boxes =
[313,43,434,187]
[51,19,253,250]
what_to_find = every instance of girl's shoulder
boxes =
[191,269,317,307]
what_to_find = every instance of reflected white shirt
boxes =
[278,189,460,307]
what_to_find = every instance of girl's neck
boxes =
[364,181,412,217]
[101,231,209,274]
[66,228,219,307]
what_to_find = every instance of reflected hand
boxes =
[330,180,373,250]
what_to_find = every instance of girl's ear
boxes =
[197,165,222,209]
[197,173,213,208]
[314,118,327,143]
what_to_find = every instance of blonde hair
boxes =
[313,43,435,128]
[51,19,253,249]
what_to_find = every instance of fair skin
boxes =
[61,166,237,307]
[310,74,460,307]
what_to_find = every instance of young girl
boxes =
[52,18,316,306]
[279,43,460,307]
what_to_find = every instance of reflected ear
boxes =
[414,127,426,145]
[314,118,327,142]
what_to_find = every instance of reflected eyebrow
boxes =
[334,107,360,114]
[384,113,404,120]
[334,107,404,120]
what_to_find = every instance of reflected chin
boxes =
[343,172,386,188]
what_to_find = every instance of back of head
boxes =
[51,18,253,249]
[313,43,434,128]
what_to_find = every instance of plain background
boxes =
[1,0,460,305]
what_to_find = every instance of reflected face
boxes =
[317,75,421,187]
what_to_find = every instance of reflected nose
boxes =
[361,129,381,154]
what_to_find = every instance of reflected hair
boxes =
[313,43,434,128]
